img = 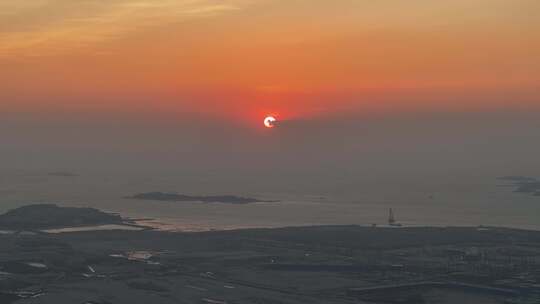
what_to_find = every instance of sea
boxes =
[0,170,539,231]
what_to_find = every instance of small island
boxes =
[47,171,79,177]
[127,192,278,204]
[498,176,540,197]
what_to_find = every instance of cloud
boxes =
[0,0,252,58]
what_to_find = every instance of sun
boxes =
[264,116,277,128]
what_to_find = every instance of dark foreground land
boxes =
[0,207,539,303]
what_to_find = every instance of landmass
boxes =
[0,204,539,303]
[128,192,278,204]
[0,204,122,230]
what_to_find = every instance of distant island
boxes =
[498,176,540,197]
[0,204,122,230]
[127,192,278,204]
[48,171,78,177]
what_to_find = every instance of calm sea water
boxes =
[0,170,539,231]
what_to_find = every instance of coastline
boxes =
[2,219,539,303]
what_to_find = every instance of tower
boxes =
[388,208,395,225]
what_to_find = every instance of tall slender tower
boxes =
[388,208,395,225]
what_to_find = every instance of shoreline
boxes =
[2,220,539,303]
[38,222,540,235]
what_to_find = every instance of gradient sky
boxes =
[1,0,539,121]
[1,0,540,182]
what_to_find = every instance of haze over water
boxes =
[1,1,539,231]
[0,113,540,231]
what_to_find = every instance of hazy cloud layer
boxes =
[0,0,251,57]
[2,0,538,59]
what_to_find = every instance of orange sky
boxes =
[1,0,539,124]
